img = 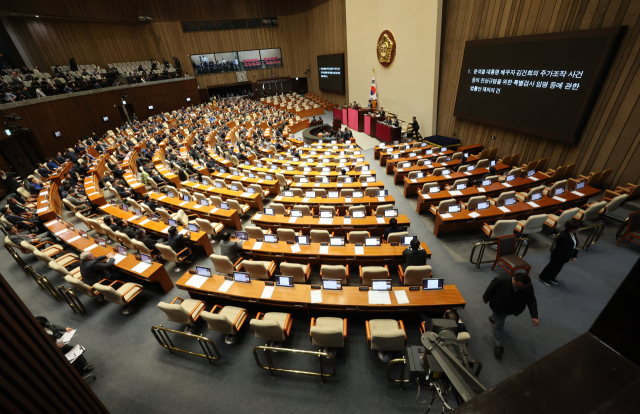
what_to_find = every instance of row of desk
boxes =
[403,163,511,197]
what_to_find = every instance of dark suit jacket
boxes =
[9,204,29,215]
[79,255,115,285]
[483,275,538,318]
[551,230,579,263]
[167,233,190,254]
[402,248,428,268]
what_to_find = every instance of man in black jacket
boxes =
[79,252,116,285]
[483,273,538,357]
[166,226,192,262]
[538,220,580,286]
[35,316,94,374]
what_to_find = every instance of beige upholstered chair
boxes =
[131,239,154,256]
[418,182,439,194]
[347,231,369,244]
[429,199,456,215]
[246,225,271,239]
[475,159,489,169]
[374,204,394,215]
[250,312,292,344]
[157,296,206,333]
[516,185,545,202]
[431,167,445,176]
[101,224,121,244]
[268,203,288,215]
[489,191,517,207]
[387,231,408,244]
[320,265,349,284]
[482,220,518,244]
[543,180,567,196]
[195,218,224,239]
[276,228,299,242]
[156,244,192,272]
[310,229,332,244]
[292,205,312,216]
[310,317,347,353]
[115,231,136,251]
[242,259,276,280]
[63,199,91,217]
[280,262,311,283]
[359,265,390,286]
[463,196,487,211]
[544,208,580,236]
[209,254,243,275]
[48,260,82,279]
[573,201,607,223]
[93,279,143,314]
[514,214,548,236]
[64,275,99,299]
[340,189,354,198]
[201,305,248,344]
[366,319,407,362]
[348,205,366,215]
[228,199,250,216]
[596,194,628,216]
[156,207,173,224]
[398,265,432,285]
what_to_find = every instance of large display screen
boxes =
[317,53,345,94]
[453,27,624,143]
[190,48,282,76]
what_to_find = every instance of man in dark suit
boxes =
[136,228,159,251]
[483,273,538,357]
[166,226,192,262]
[538,220,580,286]
[55,152,66,164]
[402,238,428,270]
[65,149,79,163]
[79,252,116,286]
[392,118,400,127]
[383,218,404,242]
[410,117,421,138]
[36,317,94,374]
[142,194,158,212]
[343,127,353,140]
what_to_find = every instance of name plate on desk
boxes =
[440,213,453,219]
[552,196,566,202]
[498,206,511,213]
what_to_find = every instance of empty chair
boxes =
[364,187,380,197]
[310,229,332,244]
[310,317,347,354]
[463,196,487,211]
[347,231,369,244]
[231,181,246,191]
[489,191,516,207]
[195,218,224,239]
[451,152,463,160]
[250,312,292,345]
[516,185,545,202]
[366,319,406,362]
[419,183,439,194]
[127,198,142,211]
[429,199,456,215]
[92,279,143,314]
[276,228,299,242]
[228,199,250,216]
[290,188,304,197]
[201,305,248,344]
[292,205,313,216]
[544,208,580,236]
[543,180,567,196]
[614,183,640,201]
[209,196,223,207]
[156,207,173,224]
[499,168,522,181]
[246,225,271,239]
[269,203,288,215]
[447,178,468,189]
[156,244,192,272]
[314,189,327,198]
[340,189,354,198]
[242,259,276,280]
[275,173,291,188]
[250,184,269,198]
[320,264,349,284]
[209,254,243,275]
[157,296,206,333]
[597,193,628,216]
[515,214,549,237]
[431,167,445,176]
[387,231,408,244]
[492,235,531,275]
[319,205,337,216]
[397,264,432,286]
[573,201,607,223]
[359,265,390,286]
[482,220,518,244]
[348,205,366,216]
[475,159,489,169]
[374,204,394,216]
[280,262,311,283]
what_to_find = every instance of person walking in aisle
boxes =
[538,219,580,287]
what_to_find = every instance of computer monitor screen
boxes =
[96,238,106,247]
[320,211,333,218]
[117,245,127,255]
[183,195,190,202]
[320,177,330,183]
[291,210,303,217]
[555,186,565,196]
[378,190,388,197]
[190,177,196,183]
[264,208,275,216]
[576,181,586,190]
[456,183,467,190]
[276,276,294,287]
[392,154,400,159]
[401,236,417,246]
[196,266,212,277]
[168,219,177,227]
[284,191,294,197]
[344,177,353,183]
[467,165,475,171]
[167,191,174,198]
[233,272,251,283]
[506,174,515,182]
[416,173,425,179]
[246,187,255,193]
[401,162,411,169]
[409,152,416,157]
[531,192,543,201]
[188,224,199,232]
[365,237,381,246]
[299,178,309,183]
[201,199,209,206]
[305,191,316,198]
[482,179,492,187]
[490,160,497,166]
[322,279,342,290]
[264,234,278,243]
[79,230,88,238]
[215,182,223,188]
[448,204,461,213]
[122,204,129,212]
[140,254,152,264]
[477,201,490,210]
[353,191,364,198]
[384,209,398,217]
[150,215,159,222]
[426,149,433,154]
[372,279,392,291]
[296,235,310,245]
[221,202,229,209]
[442,169,451,175]
[134,209,142,216]
[287,166,294,171]
[230,185,239,191]
[441,147,447,152]
[464,152,470,158]
[328,191,339,198]
[356,157,364,162]
[423,278,444,290]
[504,197,517,206]
[366,176,376,182]
[352,211,366,218]
[235,231,248,241]
[527,169,536,177]
[329,237,345,246]
[303,167,312,173]
[429,186,441,193]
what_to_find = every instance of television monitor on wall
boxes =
[453,27,625,144]
[317,53,345,95]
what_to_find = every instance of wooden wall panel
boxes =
[437,0,640,189]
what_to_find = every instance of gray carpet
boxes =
[3,123,638,413]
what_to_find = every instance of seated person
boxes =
[79,252,116,285]
[65,189,98,214]
[116,219,137,239]
[8,197,34,215]
[383,218,404,241]
[1,207,44,232]
[136,228,158,251]
[455,156,468,172]
[112,179,133,199]
[102,216,120,232]
[166,226,192,262]
[6,224,54,245]
[402,238,428,270]
[219,232,243,263]
[37,163,51,178]
[142,195,158,212]
[36,317,95,374]
[28,178,44,195]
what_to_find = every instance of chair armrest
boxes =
[233,310,247,332]
[398,265,404,283]
[176,247,192,261]
[233,257,244,270]
[283,313,292,337]
[419,321,426,334]
[305,264,311,281]
[267,261,276,276]
[309,317,316,342]
[297,230,303,236]
[398,320,407,344]
[121,284,142,303]
[366,320,371,347]
[345,265,349,283]
[170,297,184,305]
[343,318,348,339]
[211,304,223,314]
[384,264,390,278]
[190,300,206,321]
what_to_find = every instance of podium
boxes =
[333,107,342,121]
[333,118,342,131]
[364,114,384,137]
[341,107,349,126]
[376,122,402,143]
[348,108,372,132]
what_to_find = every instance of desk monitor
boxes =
[392,154,400,159]
[150,215,160,222]
[477,201,490,210]
[423,278,444,290]
[456,183,467,191]
[365,237,381,246]
[378,190,388,197]
[527,169,536,177]
[331,141,338,145]
[320,177,330,183]
[425,160,432,165]
[276,275,294,287]
[506,174,516,182]
[429,186,441,194]
[401,236,417,246]
[284,191,294,197]
[362,166,370,172]
[386,148,393,153]
[219,167,226,173]
[305,191,316,198]
[504,197,517,206]
[244,161,251,166]
[393,140,399,144]
[201,199,209,206]
[531,192,543,201]
[490,160,497,166]
[190,177,196,183]
[182,194,190,202]
[256,162,263,168]
[265,174,274,180]
[354,150,362,155]
[409,152,416,157]
[246,187,256,194]
[339,151,345,156]
[303,167,312,173]
[264,234,278,243]
[248,174,256,180]
[121,204,129,212]
[356,157,364,162]
[379,143,386,148]
[233,272,251,283]
[79,230,88,238]
[287,166,295,171]
[555,186,566,196]
[353,191,364,198]
[404,146,411,151]
[329,237,345,246]
[384,209,398,218]
[372,279,392,291]
[140,253,152,264]
[339,158,348,163]
[465,165,475,172]
[67,223,75,231]
[448,204,461,213]
[291,209,303,218]
[426,149,433,155]
[366,176,376,182]
[323,158,331,163]
[328,191,339,198]
[402,162,411,169]
[352,210,366,218]
[215,182,223,188]
[482,179,492,187]
[292,157,300,162]
[230,185,239,191]
[168,219,178,227]
[188,224,199,232]
[221,202,230,210]
[167,191,174,198]
[235,231,248,241]
[415,172,425,179]
[322,279,342,290]
[300,178,309,183]
[322,167,331,173]
[296,235,310,245]
[441,147,447,152]
[264,208,275,216]
[117,245,127,255]
[464,152,470,158]
[196,266,212,277]
[442,169,451,175]
[343,177,353,183]
[96,237,106,247]
[320,211,333,218]
[576,181,586,190]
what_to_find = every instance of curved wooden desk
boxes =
[403,163,511,197]
[148,191,243,230]
[272,194,396,215]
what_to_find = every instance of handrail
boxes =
[25,265,61,300]
[550,222,604,252]
[469,237,529,268]
[615,218,629,241]
[151,325,220,365]
[252,346,337,384]
[57,285,88,316]
[386,357,409,389]
[4,244,32,277]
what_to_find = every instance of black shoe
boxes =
[539,277,552,287]
[550,279,560,285]
[489,316,495,324]
[494,347,504,357]
[81,365,95,374]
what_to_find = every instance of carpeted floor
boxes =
[3,111,638,413]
